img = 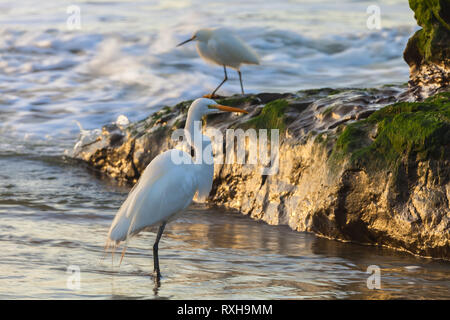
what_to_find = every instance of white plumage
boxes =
[196,28,260,69]
[107,149,202,243]
[177,28,260,96]
[105,98,247,281]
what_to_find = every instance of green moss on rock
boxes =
[410,0,450,32]
[330,92,450,171]
[173,100,194,113]
[404,0,450,68]
[240,99,289,132]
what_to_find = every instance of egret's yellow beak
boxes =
[176,36,195,47]
[209,104,248,114]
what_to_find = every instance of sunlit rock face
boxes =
[403,0,450,99]
[72,87,450,260]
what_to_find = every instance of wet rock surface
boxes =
[72,86,450,260]
[403,0,450,99]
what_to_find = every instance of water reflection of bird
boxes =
[177,28,260,98]
[106,98,247,282]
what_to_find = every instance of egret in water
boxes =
[106,98,248,281]
[177,28,260,98]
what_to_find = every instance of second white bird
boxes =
[177,28,260,97]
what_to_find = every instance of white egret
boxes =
[177,28,260,97]
[106,98,248,281]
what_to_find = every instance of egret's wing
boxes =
[127,164,197,236]
[207,30,260,68]
[107,149,197,244]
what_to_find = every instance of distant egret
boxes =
[106,98,248,281]
[177,28,260,97]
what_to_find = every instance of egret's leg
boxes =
[208,66,228,98]
[238,70,244,95]
[153,222,166,280]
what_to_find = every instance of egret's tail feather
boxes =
[119,246,128,266]
[106,183,142,245]
[105,204,136,266]
[101,241,111,261]
[103,234,122,267]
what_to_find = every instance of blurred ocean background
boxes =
[1,0,449,299]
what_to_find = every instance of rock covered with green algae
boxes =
[324,92,450,258]
[73,86,449,259]
[404,0,450,99]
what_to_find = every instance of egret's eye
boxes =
[207,104,216,109]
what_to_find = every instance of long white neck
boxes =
[184,107,214,201]
[185,107,207,162]
[185,108,202,145]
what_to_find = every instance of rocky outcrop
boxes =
[403,0,450,99]
[72,87,450,259]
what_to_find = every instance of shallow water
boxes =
[0,148,449,299]
[0,0,449,299]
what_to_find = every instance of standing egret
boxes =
[106,98,248,281]
[177,28,260,97]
